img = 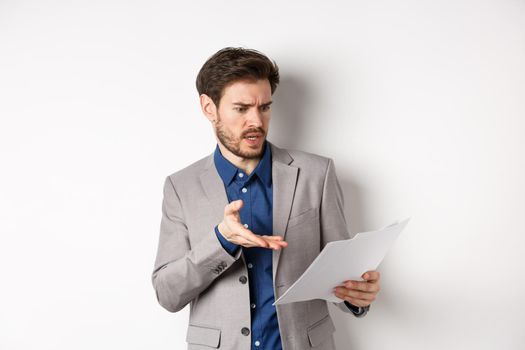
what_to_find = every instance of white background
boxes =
[1,0,524,349]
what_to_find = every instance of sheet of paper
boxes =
[273,217,410,305]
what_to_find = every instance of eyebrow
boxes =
[232,101,273,107]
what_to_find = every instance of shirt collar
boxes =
[213,140,272,187]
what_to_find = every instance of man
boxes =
[152,47,381,350]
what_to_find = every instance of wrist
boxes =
[217,221,229,238]
[214,225,239,256]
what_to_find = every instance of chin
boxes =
[239,145,264,159]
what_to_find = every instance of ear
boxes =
[200,94,218,123]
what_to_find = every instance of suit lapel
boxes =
[200,155,229,221]
[270,142,298,282]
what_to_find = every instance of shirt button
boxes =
[241,327,250,336]
[243,223,249,229]
[251,303,256,309]
[241,187,247,193]
[255,340,261,347]
[247,263,253,269]
[238,173,244,178]
[239,275,248,284]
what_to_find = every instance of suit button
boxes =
[239,275,247,284]
[241,327,250,336]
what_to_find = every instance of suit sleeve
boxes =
[320,158,370,318]
[151,176,242,313]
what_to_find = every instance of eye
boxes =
[261,105,271,112]
[234,107,247,112]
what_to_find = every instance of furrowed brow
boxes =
[232,101,273,107]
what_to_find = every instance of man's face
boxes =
[213,79,272,159]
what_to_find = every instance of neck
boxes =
[217,142,262,176]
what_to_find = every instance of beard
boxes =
[215,114,266,160]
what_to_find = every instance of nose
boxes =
[246,108,263,128]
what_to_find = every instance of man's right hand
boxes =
[217,200,288,250]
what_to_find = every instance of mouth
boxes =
[243,133,264,145]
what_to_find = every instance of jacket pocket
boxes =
[306,314,335,347]
[186,324,221,348]
[287,207,319,229]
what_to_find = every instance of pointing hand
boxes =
[218,200,288,250]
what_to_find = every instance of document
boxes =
[273,217,410,305]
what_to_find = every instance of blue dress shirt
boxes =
[213,140,282,350]
[213,141,367,348]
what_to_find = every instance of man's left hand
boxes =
[333,270,381,307]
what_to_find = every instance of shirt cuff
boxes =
[215,225,240,256]
[344,301,369,317]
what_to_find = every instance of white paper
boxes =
[273,217,410,305]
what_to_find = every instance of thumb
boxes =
[228,199,243,213]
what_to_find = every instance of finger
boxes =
[227,224,264,247]
[335,293,371,308]
[334,287,377,302]
[344,280,380,293]
[237,231,287,249]
[262,238,287,250]
[255,236,283,250]
[333,290,371,307]
[335,287,376,301]
[231,224,269,248]
[232,235,260,248]
[224,203,243,225]
[224,200,243,216]
[333,291,345,301]
[261,236,287,244]
[362,270,380,282]
[261,236,288,248]
[261,235,284,241]
[230,228,273,248]
[265,241,283,250]
[242,232,269,248]
[266,240,288,249]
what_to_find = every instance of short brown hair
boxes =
[196,47,280,107]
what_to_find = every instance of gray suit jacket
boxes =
[152,141,368,350]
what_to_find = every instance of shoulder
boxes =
[289,148,331,167]
[271,142,333,177]
[165,153,213,187]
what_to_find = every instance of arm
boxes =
[319,158,370,317]
[151,176,242,313]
